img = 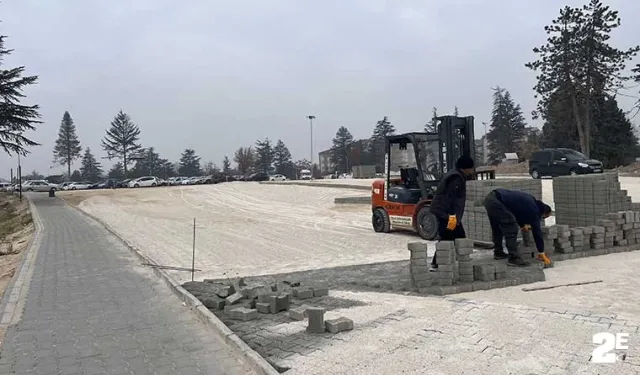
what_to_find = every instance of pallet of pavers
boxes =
[409,209,640,296]
[181,278,353,334]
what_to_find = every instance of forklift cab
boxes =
[383,116,487,204]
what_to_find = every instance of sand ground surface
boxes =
[59,177,640,374]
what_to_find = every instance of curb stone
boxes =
[62,198,279,375]
[0,196,43,347]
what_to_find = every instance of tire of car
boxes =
[71,187,76,190]
[372,208,391,233]
[530,169,540,179]
[26,188,33,192]
[151,183,157,187]
[134,184,139,188]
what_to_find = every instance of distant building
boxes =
[318,149,335,175]
[318,139,376,175]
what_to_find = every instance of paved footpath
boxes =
[0,195,249,375]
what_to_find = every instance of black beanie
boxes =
[536,201,552,215]
[455,155,475,169]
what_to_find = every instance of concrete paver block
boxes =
[325,317,354,334]
[306,307,326,333]
[313,287,329,297]
[255,302,270,314]
[225,292,244,305]
[202,297,225,310]
[229,307,258,321]
[269,294,290,314]
[288,305,311,320]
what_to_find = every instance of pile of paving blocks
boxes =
[462,179,543,242]
[181,278,353,334]
[407,239,508,293]
[553,173,637,227]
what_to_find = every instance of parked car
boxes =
[58,182,72,190]
[529,148,603,179]
[269,174,287,181]
[22,180,58,192]
[0,182,12,191]
[116,179,131,188]
[95,179,118,189]
[64,181,92,190]
[299,169,312,180]
[248,172,269,181]
[129,176,160,188]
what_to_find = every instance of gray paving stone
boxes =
[0,196,246,375]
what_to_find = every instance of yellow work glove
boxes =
[536,252,552,266]
[447,215,457,230]
[521,224,532,232]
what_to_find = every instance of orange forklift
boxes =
[371,115,495,240]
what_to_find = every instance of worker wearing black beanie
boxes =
[428,155,475,270]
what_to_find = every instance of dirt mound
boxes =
[0,194,34,303]
[615,162,640,174]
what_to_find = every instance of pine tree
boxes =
[52,111,82,178]
[526,0,639,156]
[453,106,459,116]
[370,117,395,172]
[79,148,103,182]
[253,138,275,174]
[424,107,439,132]
[331,126,354,173]
[234,146,254,176]
[101,110,142,174]
[222,156,231,174]
[372,116,395,138]
[590,94,639,168]
[108,162,125,180]
[70,170,81,182]
[486,87,527,164]
[634,63,640,114]
[131,147,169,177]
[0,34,41,156]
[273,140,292,175]
[178,149,202,176]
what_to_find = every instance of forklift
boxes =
[371,115,495,240]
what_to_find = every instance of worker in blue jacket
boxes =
[483,188,552,267]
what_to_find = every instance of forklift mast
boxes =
[437,115,475,175]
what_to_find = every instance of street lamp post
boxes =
[17,153,22,202]
[307,115,315,178]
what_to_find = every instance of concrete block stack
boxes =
[596,218,616,248]
[541,226,557,255]
[407,242,431,289]
[455,239,474,283]
[554,173,633,227]
[590,225,606,249]
[433,241,456,286]
[554,224,573,253]
[569,228,586,251]
[462,179,543,243]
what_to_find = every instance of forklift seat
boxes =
[388,167,422,204]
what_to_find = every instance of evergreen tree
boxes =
[70,170,81,182]
[331,126,354,173]
[79,148,103,182]
[178,149,202,176]
[519,127,543,160]
[52,111,82,179]
[222,156,231,174]
[424,107,439,132]
[254,138,275,173]
[24,170,44,180]
[101,110,142,174]
[273,140,293,176]
[486,87,527,164]
[0,34,41,156]
[202,161,220,175]
[234,146,254,176]
[634,63,640,113]
[131,147,169,177]
[371,117,395,173]
[108,162,125,180]
[526,0,639,157]
[590,94,639,168]
[453,106,459,116]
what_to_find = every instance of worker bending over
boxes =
[429,155,476,270]
[483,188,553,267]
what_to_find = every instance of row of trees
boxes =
[486,0,640,168]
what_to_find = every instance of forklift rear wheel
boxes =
[372,208,391,233]
[416,207,438,240]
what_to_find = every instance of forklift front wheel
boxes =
[416,207,438,240]
[372,208,391,233]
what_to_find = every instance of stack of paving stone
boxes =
[462,179,543,243]
[433,241,456,286]
[590,225,606,249]
[570,227,586,251]
[541,225,557,254]
[407,242,431,289]
[554,173,633,227]
[472,263,507,282]
[596,218,616,248]
[554,224,573,253]
[455,238,474,283]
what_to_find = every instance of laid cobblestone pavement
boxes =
[0,195,249,375]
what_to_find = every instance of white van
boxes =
[300,169,312,180]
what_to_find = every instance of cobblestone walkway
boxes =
[0,195,248,375]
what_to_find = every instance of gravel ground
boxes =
[61,177,640,374]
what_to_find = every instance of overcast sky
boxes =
[1,0,639,178]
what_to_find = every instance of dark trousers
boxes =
[484,191,520,257]
[431,217,466,266]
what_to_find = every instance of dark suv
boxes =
[529,148,603,179]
